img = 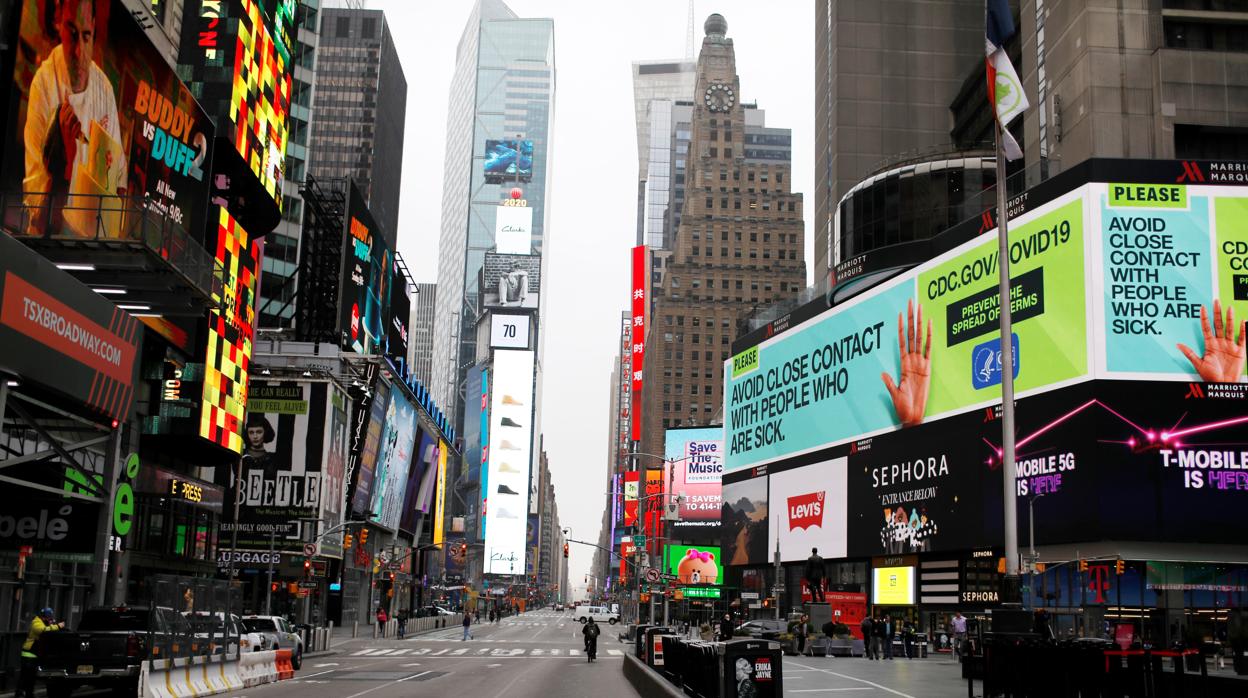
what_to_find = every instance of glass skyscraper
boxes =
[431,0,555,429]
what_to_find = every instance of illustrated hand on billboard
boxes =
[54,102,83,181]
[881,300,932,427]
[1177,300,1246,383]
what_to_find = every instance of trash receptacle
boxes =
[683,641,718,698]
[633,624,654,658]
[661,635,684,682]
[641,626,674,666]
[719,639,783,698]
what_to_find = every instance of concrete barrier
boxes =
[622,653,687,698]
[239,650,278,687]
[275,649,295,681]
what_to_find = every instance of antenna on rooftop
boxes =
[685,0,695,60]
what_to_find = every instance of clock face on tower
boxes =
[703,83,735,113]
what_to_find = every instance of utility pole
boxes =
[773,534,782,621]
[264,531,276,615]
[995,122,1022,606]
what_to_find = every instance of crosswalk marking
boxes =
[608,649,622,656]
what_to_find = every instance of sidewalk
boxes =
[784,654,967,698]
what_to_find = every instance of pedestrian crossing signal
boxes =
[1078,559,1089,573]
[1115,559,1125,575]
[344,533,353,549]
[563,543,569,558]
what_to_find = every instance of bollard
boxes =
[353,619,358,639]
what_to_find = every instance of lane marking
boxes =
[791,690,874,693]
[790,661,919,698]
[607,650,623,656]
[341,671,432,698]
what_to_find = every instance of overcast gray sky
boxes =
[370,0,814,598]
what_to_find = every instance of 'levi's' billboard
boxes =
[766,457,847,562]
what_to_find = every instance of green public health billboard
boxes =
[724,181,1248,473]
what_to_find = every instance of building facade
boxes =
[633,60,697,249]
[431,0,555,432]
[638,14,806,463]
[408,283,437,386]
[307,6,407,249]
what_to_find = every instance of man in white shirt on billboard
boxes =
[24,0,125,233]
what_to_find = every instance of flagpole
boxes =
[994,122,1021,606]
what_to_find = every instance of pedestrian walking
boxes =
[902,621,916,659]
[804,548,826,603]
[950,612,968,660]
[719,613,735,641]
[794,614,812,656]
[860,616,875,659]
[871,616,887,660]
[17,608,63,698]
[882,616,894,660]
[462,612,473,641]
[397,610,407,639]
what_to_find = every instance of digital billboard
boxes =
[483,139,533,183]
[319,384,350,554]
[462,366,485,540]
[720,475,767,566]
[3,0,214,240]
[480,253,540,311]
[400,431,436,534]
[349,380,390,517]
[666,544,721,585]
[726,182,1248,474]
[340,183,392,354]
[490,314,530,349]
[494,204,533,255]
[664,427,723,537]
[0,230,140,421]
[370,389,417,531]
[200,208,259,452]
[483,349,534,575]
[872,566,916,605]
[631,246,647,441]
[433,438,449,545]
[767,458,847,562]
[622,470,640,527]
[230,381,330,552]
[387,266,410,362]
[179,0,292,209]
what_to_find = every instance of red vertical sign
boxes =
[623,471,640,526]
[630,245,647,442]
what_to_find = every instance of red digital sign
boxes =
[630,246,647,441]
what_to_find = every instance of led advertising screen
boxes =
[872,566,916,605]
[200,208,259,452]
[724,181,1248,475]
[622,470,640,527]
[461,366,485,540]
[480,253,540,311]
[0,230,140,421]
[319,384,350,554]
[349,380,390,517]
[664,427,724,537]
[483,139,533,183]
[369,389,417,531]
[483,349,534,575]
[721,475,767,566]
[631,246,647,441]
[490,314,531,349]
[767,457,848,562]
[340,183,393,354]
[494,204,533,255]
[3,0,213,241]
[178,0,292,209]
[231,381,330,552]
[433,439,449,545]
[666,544,721,585]
[387,266,411,362]
[400,431,437,534]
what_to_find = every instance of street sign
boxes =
[303,543,316,557]
[297,581,317,590]
[659,573,678,581]
[741,592,759,600]
[644,567,661,583]
[388,562,401,571]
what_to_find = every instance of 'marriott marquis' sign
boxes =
[724,181,1248,473]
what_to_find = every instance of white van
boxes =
[573,605,619,624]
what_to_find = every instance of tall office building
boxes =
[637,15,806,461]
[633,60,697,248]
[258,0,323,329]
[307,6,407,249]
[407,283,437,386]
[814,0,982,284]
[430,0,555,428]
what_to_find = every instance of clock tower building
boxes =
[637,15,806,473]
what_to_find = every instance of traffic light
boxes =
[303,558,312,577]
[460,542,468,557]
[359,528,369,545]
[1078,559,1089,573]
[344,532,353,549]
[1115,559,1125,575]
[270,582,278,592]
[563,542,569,558]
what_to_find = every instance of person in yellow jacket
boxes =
[17,607,64,698]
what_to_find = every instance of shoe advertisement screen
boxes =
[725,180,1248,475]
[664,427,724,538]
[766,458,848,562]
[484,349,534,575]
[2,0,213,243]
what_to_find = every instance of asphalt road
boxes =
[220,610,640,698]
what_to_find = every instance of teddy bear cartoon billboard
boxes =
[669,545,721,585]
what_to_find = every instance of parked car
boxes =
[553,603,564,611]
[736,619,787,639]
[415,606,454,617]
[184,611,267,654]
[572,605,619,624]
[239,615,303,669]
[38,606,182,698]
